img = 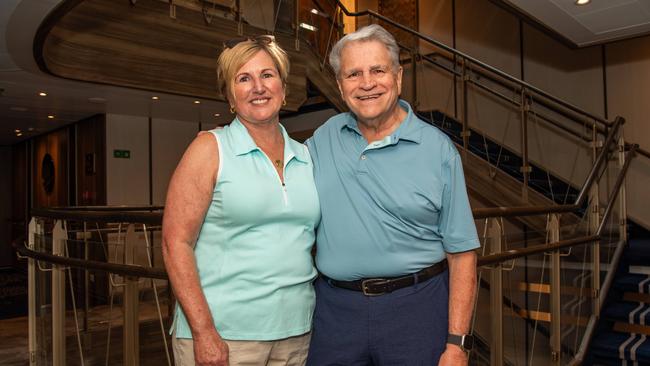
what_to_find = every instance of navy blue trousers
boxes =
[306,270,449,366]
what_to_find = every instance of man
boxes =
[305,24,479,366]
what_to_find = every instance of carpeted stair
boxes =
[586,234,650,365]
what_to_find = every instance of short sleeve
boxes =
[438,153,481,253]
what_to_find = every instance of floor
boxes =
[0,301,172,366]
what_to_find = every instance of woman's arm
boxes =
[162,133,229,366]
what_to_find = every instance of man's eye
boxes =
[372,69,385,75]
[347,71,360,78]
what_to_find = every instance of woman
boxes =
[162,36,320,366]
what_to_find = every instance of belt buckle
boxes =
[361,278,390,296]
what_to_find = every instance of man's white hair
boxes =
[329,24,400,78]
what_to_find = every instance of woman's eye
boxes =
[237,75,250,83]
[262,72,274,78]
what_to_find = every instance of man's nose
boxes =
[360,73,376,89]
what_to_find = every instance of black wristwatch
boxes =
[447,333,474,353]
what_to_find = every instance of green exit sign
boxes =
[113,149,131,159]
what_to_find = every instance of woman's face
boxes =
[231,50,285,126]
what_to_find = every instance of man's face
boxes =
[337,40,403,126]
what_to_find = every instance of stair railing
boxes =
[296,0,650,196]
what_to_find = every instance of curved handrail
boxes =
[14,242,168,280]
[30,207,163,225]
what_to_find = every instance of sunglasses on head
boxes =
[223,35,275,49]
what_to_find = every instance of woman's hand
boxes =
[193,330,229,366]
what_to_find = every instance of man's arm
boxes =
[162,133,229,366]
[439,249,477,366]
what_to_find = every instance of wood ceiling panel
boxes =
[35,0,342,111]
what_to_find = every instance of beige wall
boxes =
[409,0,649,229]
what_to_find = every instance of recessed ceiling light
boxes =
[16,132,23,137]
[10,106,28,112]
[38,92,47,96]
[575,0,590,5]
[88,97,107,103]
[194,100,201,104]
[14,129,21,133]
[214,113,220,117]
[28,127,34,131]
[299,23,318,31]
[152,96,159,100]
[48,115,55,119]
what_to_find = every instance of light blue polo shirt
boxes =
[306,100,480,281]
[173,118,320,340]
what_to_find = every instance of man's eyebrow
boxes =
[369,64,388,70]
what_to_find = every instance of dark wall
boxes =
[76,115,106,206]
[0,146,13,267]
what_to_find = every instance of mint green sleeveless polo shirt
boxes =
[173,118,320,340]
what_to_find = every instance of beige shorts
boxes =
[172,332,311,366]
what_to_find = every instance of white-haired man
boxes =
[305,24,479,366]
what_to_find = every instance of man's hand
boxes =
[438,344,468,366]
[193,330,229,366]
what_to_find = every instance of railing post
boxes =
[590,124,601,317]
[549,214,562,365]
[52,220,67,366]
[520,89,530,202]
[488,218,503,366]
[123,224,140,366]
[618,135,627,243]
[411,49,418,110]
[294,0,300,51]
[28,218,39,366]
[461,58,470,153]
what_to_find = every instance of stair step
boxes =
[590,331,650,364]
[613,273,650,293]
[603,301,650,324]
[627,239,650,266]
[624,292,650,304]
[614,322,650,336]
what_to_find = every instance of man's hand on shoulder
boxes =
[438,344,468,366]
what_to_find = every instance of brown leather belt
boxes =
[323,259,448,296]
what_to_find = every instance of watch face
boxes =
[463,335,474,350]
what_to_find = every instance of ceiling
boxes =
[0,0,231,146]
[3,0,650,146]
[503,0,650,47]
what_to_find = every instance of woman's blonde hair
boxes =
[216,36,290,104]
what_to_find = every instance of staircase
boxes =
[587,226,650,365]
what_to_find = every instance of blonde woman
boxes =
[162,36,320,366]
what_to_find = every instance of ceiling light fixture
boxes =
[38,92,47,96]
[194,100,201,104]
[28,127,34,131]
[48,115,55,119]
[575,0,590,5]
[152,96,159,100]
[299,23,318,31]
[214,113,220,117]
[16,132,23,137]
[14,129,21,133]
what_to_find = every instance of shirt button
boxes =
[361,155,367,160]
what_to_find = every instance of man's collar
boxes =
[341,99,422,144]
